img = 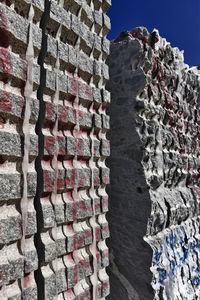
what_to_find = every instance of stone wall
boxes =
[107,27,200,300]
[0,0,111,299]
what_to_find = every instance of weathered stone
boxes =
[0,0,110,298]
[107,27,200,300]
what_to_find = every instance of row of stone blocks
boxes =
[0,0,111,299]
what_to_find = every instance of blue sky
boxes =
[107,0,200,66]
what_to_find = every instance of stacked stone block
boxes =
[107,28,200,299]
[0,0,111,299]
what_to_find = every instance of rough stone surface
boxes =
[107,27,200,300]
[0,0,111,298]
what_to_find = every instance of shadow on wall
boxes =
[105,39,154,300]
[106,126,154,300]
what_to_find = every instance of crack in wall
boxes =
[34,0,51,298]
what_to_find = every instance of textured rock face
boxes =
[107,27,200,300]
[0,0,111,299]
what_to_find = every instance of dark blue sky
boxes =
[107,0,200,66]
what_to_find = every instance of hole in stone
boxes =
[136,187,143,194]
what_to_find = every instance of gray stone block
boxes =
[0,4,42,50]
[0,205,21,244]
[0,173,21,201]
[0,89,39,121]
[41,231,57,263]
[50,1,71,30]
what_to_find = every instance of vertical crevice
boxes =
[164,198,171,228]
[34,0,51,299]
[21,3,35,298]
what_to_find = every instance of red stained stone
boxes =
[58,105,69,123]
[77,138,83,156]
[0,91,12,112]
[57,177,65,190]
[79,259,90,268]
[95,203,100,211]
[79,176,85,187]
[43,170,54,192]
[65,288,75,299]
[65,176,71,186]
[76,233,85,249]
[95,228,101,241]
[46,102,55,121]
[23,274,31,289]
[45,136,56,155]
[94,176,100,186]
[102,224,109,234]
[0,48,11,73]
[102,175,109,184]
[85,85,93,100]
[71,77,77,96]
[78,109,84,121]
[102,280,109,289]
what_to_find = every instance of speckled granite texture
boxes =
[0,0,111,298]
